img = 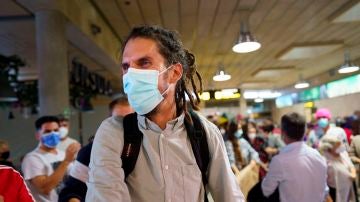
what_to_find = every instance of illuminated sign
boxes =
[199,89,241,101]
[298,87,320,102]
[304,101,314,108]
[215,89,241,100]
[275,94,294,108]
[326,74,360,98]
[199,92,210,101]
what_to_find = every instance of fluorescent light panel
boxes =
[252,67,294,78]
[278,44,343,60]
[244,90,282,99]
[332,2,360,23]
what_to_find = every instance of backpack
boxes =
[120,111,210,201]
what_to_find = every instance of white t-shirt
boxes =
[57,137,78,152]
[21,147,66,202]
[308,126,348,149]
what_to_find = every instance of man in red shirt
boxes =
[0,165,34,202]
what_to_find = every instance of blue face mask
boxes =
[235,129,243,139]
[41,132,61,148]
[123,67,171,115]
[318,118,329,129]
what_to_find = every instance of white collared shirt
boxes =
[86,113,245,202]
[261,141,327,202]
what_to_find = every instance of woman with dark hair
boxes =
[225,121,260,170]
[225,121,261,198]
[242,121,269,179]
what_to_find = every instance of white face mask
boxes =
[249,133,256,140]
[220,128,226,135]
[59,127,69,139]
[335,145,346,154]
[123,67,172,115]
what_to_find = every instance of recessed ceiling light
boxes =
[213,70,231,81]
[294,81,310,89]
[254,98,264,103]
[338,51,359,74]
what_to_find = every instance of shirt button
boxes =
[165,165,169,170]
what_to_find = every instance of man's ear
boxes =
[35,131,41,141]
[169,63,183,84]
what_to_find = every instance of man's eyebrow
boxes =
[122,56,152,67]
[137,56,152,63]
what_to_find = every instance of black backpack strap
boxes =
[121,112,143,179]
[184,110,210,201]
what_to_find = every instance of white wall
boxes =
[272,92,360,123]
[0,105,109,168]
[200,106,241,120]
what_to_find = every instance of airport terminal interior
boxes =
[1,0,360,201]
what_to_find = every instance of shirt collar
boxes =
[137,113,185,133]
[280,141,304,153]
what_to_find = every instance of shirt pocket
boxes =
[182,164,203,202]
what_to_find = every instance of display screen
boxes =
[326,74,360,98]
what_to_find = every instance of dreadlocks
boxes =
[122,25,203,119]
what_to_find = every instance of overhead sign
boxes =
[199,88,241,101]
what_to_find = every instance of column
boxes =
[36,10,69,115]
[239,90,247,116]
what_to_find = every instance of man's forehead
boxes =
[122,38,161,61]
[41,122,59,129]
[60,121,69,125]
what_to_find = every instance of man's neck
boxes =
[284,136,301,145]
[147,102,177,130]
[39,145,57,154]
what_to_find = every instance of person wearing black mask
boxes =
[0,140,14,168]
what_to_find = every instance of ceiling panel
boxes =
[91,0,130,40]
[0,0,30,16]
[252,67,295,78]
[138,0,163,26]
[2,0,360,93]
[115,0,144,28]
[278,43,343,60]
[332,1,360,23]
[179,0,198,49]
[160,0,180,31]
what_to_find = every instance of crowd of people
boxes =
[1,25,360,202]
[206,108,360,202]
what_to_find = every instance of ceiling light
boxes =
[213,64,231,81]
[294,81,310,89]
[339,65,360,74]
[294,74,310,89]
[213,70,231,81]
[232,23,261,53]
[254,98,264,103]
[338,51,359,74]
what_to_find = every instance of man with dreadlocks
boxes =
[86,25,245,202]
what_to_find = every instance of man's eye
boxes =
[140,60,151,67]
[122,64,129,70]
